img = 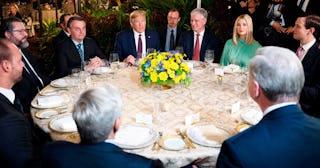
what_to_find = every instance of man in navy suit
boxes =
[43,85,163,168]
[0,38,36,168]
[158,8,184,52]
[114,10,162,65]
[178,8,219,62]
[54,16,106,78]
[293,15,320,117]
[216,46,320,167]
[52,13,71,50]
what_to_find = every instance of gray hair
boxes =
[72,85,122,144]
[190,8,208,19]
[249,46,305,102]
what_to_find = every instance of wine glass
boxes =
[146,48,156,55]
[175,46,184,54]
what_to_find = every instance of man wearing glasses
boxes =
[1,17,51,115]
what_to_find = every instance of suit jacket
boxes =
[43,141,163,168]
[0,93,34,168]
[158,26,184,51]
[300,42,320,118]
[54,37,106,78]
[12,48,51,114]
[52,30,69,49]
[114,29,162,61]
[178,30,219,62]
[217,105,320,168]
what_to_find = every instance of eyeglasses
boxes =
[11,29,27,34]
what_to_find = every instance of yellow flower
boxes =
[140,51,191,86]
[159,72,168,81]
[150,72,158,82]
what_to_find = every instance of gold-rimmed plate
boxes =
[49,113,78,133]
[158,135,186,151]
[114,124,158,149]
[236,123,250,133]
[35,108,61,119]
[187,124,231,147]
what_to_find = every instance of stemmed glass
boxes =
[175,46,184,54]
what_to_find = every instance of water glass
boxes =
[146,48,156,55]
[109,52,120,63]
[205,49,214,63]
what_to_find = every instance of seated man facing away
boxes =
[217,46,320,168]
[43,85,163,168]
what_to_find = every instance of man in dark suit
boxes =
[158,8,184,52]
[216,46,320,167]
[52,13,71,49]
[43,85,163,168]
[2,17,51,114]
[114,10,162,65]
[293,15,320,118]
[54,16,106,78]
[295,0,320,16]
[0,38,35,168]
[178,8,219,62]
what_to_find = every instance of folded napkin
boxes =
[37,95,63,107]
[58,119,77,132]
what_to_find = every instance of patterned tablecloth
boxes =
[31,64,260,168]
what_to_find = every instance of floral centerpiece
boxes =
[139,51,191,87]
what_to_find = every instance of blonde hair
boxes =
[9,3,20,13]
[130,10,146,23]
[232,14,254,45]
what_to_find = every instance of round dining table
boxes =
[31,62,260,168]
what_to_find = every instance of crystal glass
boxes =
[205,49,214,64]
[175,46,184,54]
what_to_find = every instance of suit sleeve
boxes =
[54,42,71,78]
[114,32,126,61]
[0,114,33,168]
[91,39,106,59]
[216,140,243,168]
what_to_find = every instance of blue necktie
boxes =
[77,43,84,62]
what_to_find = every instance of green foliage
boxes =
[39,20,61,77]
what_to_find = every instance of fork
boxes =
[152,131,162,151]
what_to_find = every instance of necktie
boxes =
[169,29,175,50]
[299,0,305,9]
[21,52,44,89]
[193,34,200,61]
[296,46,304,59]
[77,43,84,62]
[137,34,142,58]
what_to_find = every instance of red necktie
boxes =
[296,46,303,59]
[137,34,142,58]
[193,34,200,61]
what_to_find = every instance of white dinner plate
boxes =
[159,135,185,151]
[39,87,59,96]
[114,124,158,149]
[223,64,240,74]
[50,78,76,88]
[31,94,69,109]
[241,109,263,125]
[92,67,114,75]
[35,108,60,119]
[49,113,78,133]
[187,124,231,147]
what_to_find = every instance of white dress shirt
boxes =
[0,87,15,104]
[133,30,146,58]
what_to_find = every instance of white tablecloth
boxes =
[31,64,260,168]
